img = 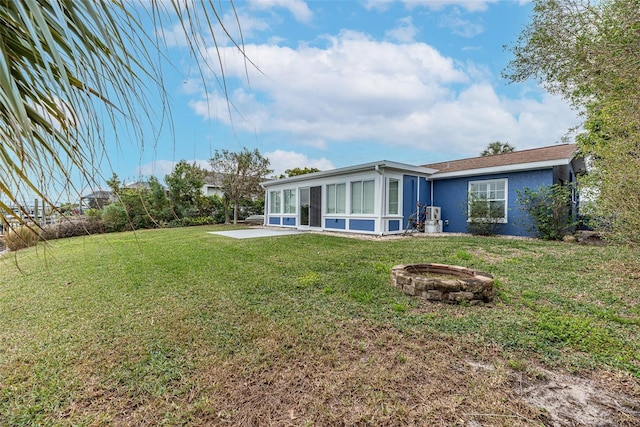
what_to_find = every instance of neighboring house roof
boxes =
[81,190,112,200]
[262,160,438,187]
[423,144,585,179]
[204,172,224,187]
[124,181,152,190]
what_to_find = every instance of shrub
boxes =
[5,225,42,251]
[101,203,129,232]
[168,216,217,227]
[44,217,104,239]
[466,195,503,236]
[517,184,575,240]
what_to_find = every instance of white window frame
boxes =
[351,180,375,215]
[326,183,346,214]
[387,178,400,215]
[283,189,296,214]
[467,178,508,223]
[269,190,281,214]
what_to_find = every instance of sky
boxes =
[109,0,581,184]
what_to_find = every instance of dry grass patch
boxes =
[180,320,547,426]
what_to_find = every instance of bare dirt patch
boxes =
[182,321,638,426]
[513,367,640,426]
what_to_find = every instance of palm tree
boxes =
[481,141,516,156]
[0,0,244,226]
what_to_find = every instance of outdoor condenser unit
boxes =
[425,206,441,221]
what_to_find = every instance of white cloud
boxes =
[439,11,485,38]
[188,29,579,161]
[249,0,313,24]
[137,159,211,179]
[402,0,497,13]
[265,150,335,176]
[386,16,420,43]
[362,0,395,12]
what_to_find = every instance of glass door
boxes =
[299,187,310,226]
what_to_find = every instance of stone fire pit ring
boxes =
[391,263,494,304]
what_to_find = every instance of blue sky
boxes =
[110,0,581,183]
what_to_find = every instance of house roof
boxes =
[262,160,438,187]
[423,144,584,179]
[204,172,224,187]
[81,190,112,199]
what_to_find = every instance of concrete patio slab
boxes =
[208,228,304,239]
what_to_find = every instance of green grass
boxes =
[0,226,639,425]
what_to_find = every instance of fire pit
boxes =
[390,263,494,304]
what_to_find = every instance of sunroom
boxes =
[261,161,437,235]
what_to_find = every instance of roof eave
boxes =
[429,158,572,179]
[262,161,437,187]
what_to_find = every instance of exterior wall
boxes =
[202,185,223,198]
[402,176,432,231]
[432,169,555,236]
[264,169,429,235]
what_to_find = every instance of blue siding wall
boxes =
[282,217,296,226]
[326,218,346,229]
[268,216,281,225]
[419,177,431,206]
[349,219,375,232]
[389,219,400,232]
[402,175,417,228]
[403,175,431,229]
[433,169,554,236]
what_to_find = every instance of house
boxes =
[261,144,586,237]
[423,144,586,236]
[80,181,165,209]
[202,173,224,198]
[80,189,113,209]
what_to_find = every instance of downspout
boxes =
[417,175,421,209]
[263,186,268,226]
[430,176,434,206]
[375,164,384,235]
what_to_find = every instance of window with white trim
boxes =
[468,179,507,222]
[283,189,296,213]
[326,183,346,214]
[351,180,375,214]
[269,190,281,214]
[388,179,399,215]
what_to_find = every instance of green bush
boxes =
[168,216,217,227]
[466,195,503,236]
[101,203,129,232]
[517,184,575,240]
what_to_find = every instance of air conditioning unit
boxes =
[425,206,441,221]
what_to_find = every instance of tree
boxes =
[106,173,122,196]
[0,1,245,229]
[279,167,321,178]
[517,184,575,240]
[481,141,515,156]
[164,161,206,219]
[504,0,640,242]
[209,148,272,224]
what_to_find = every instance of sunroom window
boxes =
[388,179,399,215]
[269,190,281,214]
[326,183,346,214]
[283,189,296,213]
[351,180,375,214]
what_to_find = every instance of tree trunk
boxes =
[223,198,231,224]
[233,197,239,225]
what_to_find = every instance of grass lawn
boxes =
[0,226,639,425]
